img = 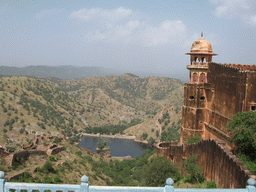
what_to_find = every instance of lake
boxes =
[79,136,148,157]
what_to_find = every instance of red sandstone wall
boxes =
[207,63,247,132]
[245,72,256,111]
[0,149,9,158]
[182,63,253,144]
[181,83,207,143]
[157,139,255,188]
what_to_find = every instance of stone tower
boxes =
[186,35,217,84]
[180,36,217,143]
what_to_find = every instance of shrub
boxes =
[142,133,148,140]
[49,156,56,162]
[4,120,9,127]
[186,134,202,144]
[227,111,256,159]
[97,137,109,150]
[42,161,55,173]
[19,128,25,134]
[35,176,41,183]
[53,137,60,143]
[53,175,61,183]
[43,175,52,183]
[75,151,82,157]
[182,154,204,184]
[148,137,155,147]
[206,181,217,188]
[142,156,182,186]
[156,130,159,137]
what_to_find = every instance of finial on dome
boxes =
[201,32,203,37]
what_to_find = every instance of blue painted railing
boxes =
[1,171,255,192]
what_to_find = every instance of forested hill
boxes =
[0,74,183,146]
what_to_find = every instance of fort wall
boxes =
[156,139,256,188]
[181,62,256,146]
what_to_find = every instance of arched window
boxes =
[194,57,198,62]
[199,73,206,83]
[192,73,198,83]
[201,57,205,63]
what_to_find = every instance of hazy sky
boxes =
[0,0,256,77]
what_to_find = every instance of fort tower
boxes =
[181,36,217,144]
[181,35,256,146]
[185,35,217,84]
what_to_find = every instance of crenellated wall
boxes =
[156,139,256,188]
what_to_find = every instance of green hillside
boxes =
[0,74,183,147]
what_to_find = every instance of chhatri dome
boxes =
[186,34,217,55]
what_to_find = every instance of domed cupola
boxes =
[190,37,213,54]
[186,34,217,84]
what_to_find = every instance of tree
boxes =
[97,137,109,150]
[142,156,181,186]
[183,154,204,184]
[148,137,155,147]
[227,111,256,159]
[42,161,55,173]
[186,134,202,144]
[142,133,148,140]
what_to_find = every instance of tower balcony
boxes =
[191,62,209,65]
[187,63,209,70]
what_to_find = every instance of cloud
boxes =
[142,20,187,47]
[211,0,249,17]
[70,7,132,23]
[210,0,256,26]
[35,9,62,19]
[249,15,256,25]
[70,7,187,47]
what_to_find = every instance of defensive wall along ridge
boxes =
[156,139,256,189]
[157,35,256,189]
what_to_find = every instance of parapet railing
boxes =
[1,171,256,192]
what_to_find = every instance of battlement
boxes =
[212,62,256,72]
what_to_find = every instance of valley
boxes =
[0,73,184,185]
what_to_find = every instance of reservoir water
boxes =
[79,136,148,158]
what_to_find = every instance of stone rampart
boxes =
[47,146,64,156]
[156,139,256,188]
[0,147,9,158]
[220,63,256,71]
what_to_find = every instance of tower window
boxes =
[192,73,198,83]
[251,106,256,111]
[199,73,206,83]
[189,96,194,100]
[200,96,205,101]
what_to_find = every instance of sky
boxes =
[0,0,256,79]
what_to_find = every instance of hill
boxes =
[0,74,183,148]
[124,104,182,143]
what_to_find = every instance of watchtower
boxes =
[186,34,217,84]
[180,35,217,143]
